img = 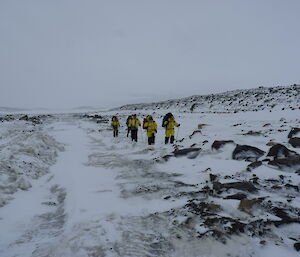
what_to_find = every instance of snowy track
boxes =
[0,110,300,257]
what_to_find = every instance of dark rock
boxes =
[242,130,262,136]
[232,145,265,162]
[289,137,300,148]
[268,156,300,169]
[209,173,218,182]
[213,181,258,193]
[189,130,202,138]
[285,184,299,192]
[288,128,300,138]
[173,148,201,158]
[19,115,29,121]
[211,140,235,150]
[267,144,298,158]
[238,199,260,212]
[294,242,300,251]
[224,193,247,200]
[247,161,262,171]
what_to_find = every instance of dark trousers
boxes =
[131,129,138,142]
[165,136,175,144]
[127,127,131,137]
[113,130,119,137]
[148,135,155,145]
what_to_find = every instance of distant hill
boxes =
[113,84,300,113]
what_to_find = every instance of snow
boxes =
[0,105,299,256]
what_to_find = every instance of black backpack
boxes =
[162,113,173,127]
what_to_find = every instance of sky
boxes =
[0,0,300,109]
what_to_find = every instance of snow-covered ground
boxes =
[0,107,299,257]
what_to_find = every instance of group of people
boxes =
[110,113,180,145]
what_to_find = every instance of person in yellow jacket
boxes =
[164,115,180,144]
[143,116,157,145]
[111,116,120,137]
[128,114,141,142]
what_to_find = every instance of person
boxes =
[143,116,157,145]
[128,114,141,142]
[126,115,132,137]
[111,116,120,137]
[164,115,180,144]
[142,115,149,129]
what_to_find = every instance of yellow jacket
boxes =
[111,120,120,130]
[128,118,141,129]
[164,118,179,137]
[144,120,157,137]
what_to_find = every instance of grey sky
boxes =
[1,0,299,109]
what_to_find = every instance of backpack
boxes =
[162,113,173,127]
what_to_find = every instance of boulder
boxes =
[173,148,201,158]
[289,137,300,148]
[268,156,300,169]
[294,242,300,251]
[213,181,258,193]
[211,140,235,150]
[247,161,262,171]
[267,144,298,158]
[232,145,265,162]
[288,128,300,138]
[238,199,259,212]
[224,193,247,200]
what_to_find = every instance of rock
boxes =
[209,173,218,182]
[242,131,262,136]
[19,115,29,121]
[232,145,265,162]
[267,144,298,158]
[189,130,202,139]
[288,128,300,138]
[294,242,300,251]
[238,199,259,212]
[213,181,258,193]
[285,184,299,192]
[289,137,300,148]
[173,148,201,158]
[266,141,277,146]
[211,140,235,150]
[247,161,262,171]
[224,193,247,200]
[268,156,300,168]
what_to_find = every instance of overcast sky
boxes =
[0,0,299,109]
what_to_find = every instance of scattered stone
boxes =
[289,137,300,148]
[288,128,300,138]
[285,184,299,192]
[294,242,300,251]
[263,123,271,127]
[232,145,265,162]
[238,199,259,212]
[247,161,262,171]
[211,140,235,150]
[209,173,218,182]
[266,141,277,147]
[267,144,298,158]
[173,148,201,158]
[224,193,247,200]
[242,130,262,136]
[189,130,202,139]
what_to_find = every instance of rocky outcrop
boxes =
[232,145,265,162]
[268,156,300,169]
[288,128,300,138]
[267,144,298,158]
[289,137,300,148]
[211,140,235,150]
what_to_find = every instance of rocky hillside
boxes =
[115,84,300,113]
